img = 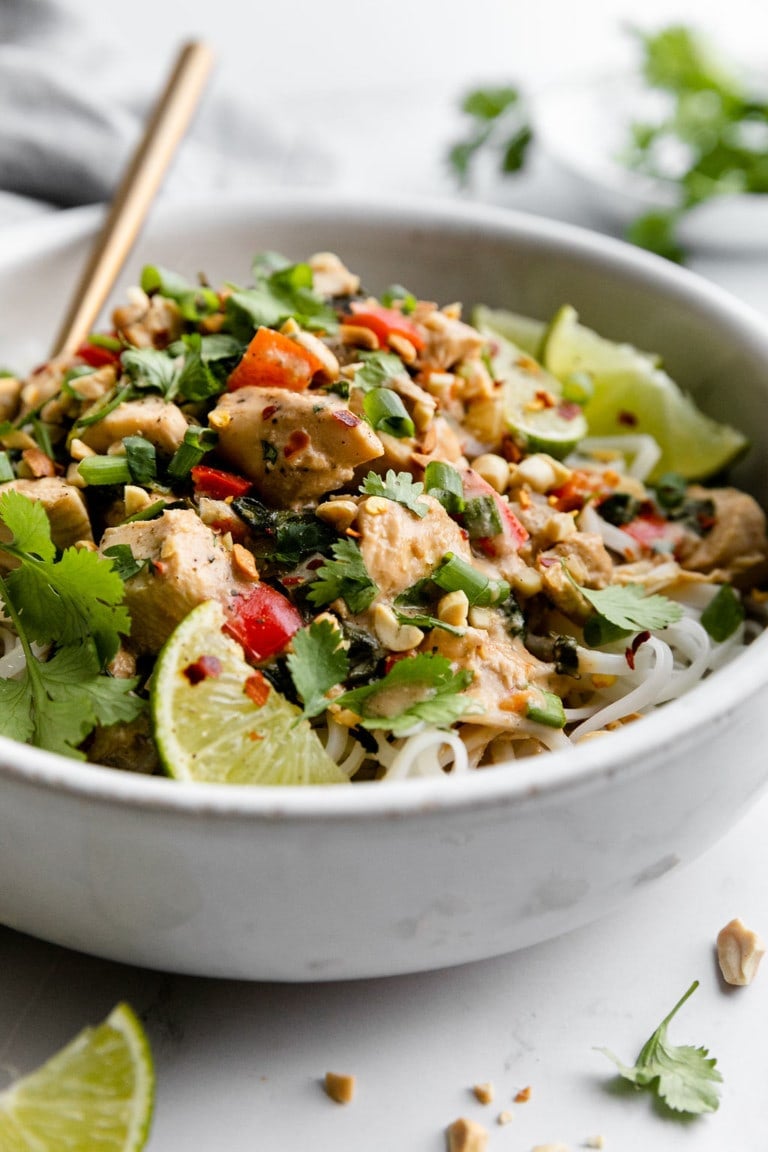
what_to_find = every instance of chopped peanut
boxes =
[717,917,766,985]
[324,1071,356,1105]
[232,543,260,583]
[514,1085,532,1103]
[446,1116,488,1152]
[472,1081,494,1105]
[497,1110,514,1126]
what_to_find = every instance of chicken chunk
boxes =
[213,386,383,509]
[536,531,614,620]
[416,307,486,371]
[677,485,768,587]
[0,477,93,561]
[79,395,189,455]
[112,292,184,349]
[356,492,471,600]
[98,509,257,652]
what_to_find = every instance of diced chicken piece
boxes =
[79,395,189,455]
[112,292,184,349]
[308,252,361,298]
[0,477,93,562]
[417,308,485,371]
[356,492,471,600]
[427,616,558,729]
[19,355,70,416]
[98,509,257,652]
[612,556,710,596]
[677,485,768,587]
[0,376,21,423]
[536,531,614,620]
[214,386,383,509]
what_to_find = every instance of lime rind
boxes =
[151,599,347,786]
[0,1002,154,1152]
[472,303,545,357]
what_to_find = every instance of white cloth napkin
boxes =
[0,0,335,230]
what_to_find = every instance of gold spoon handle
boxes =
[51,39,214,359]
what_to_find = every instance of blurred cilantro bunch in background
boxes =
[449,24,768,263]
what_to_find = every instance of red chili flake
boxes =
[625,629,651,670]
[557,401,583,421]
[535,388,556,408]
[283,429,311,458]
[150,560,167,576]
[244,671,271,707]
[618,410,638,427]
[261,405,278,420]
[248,731,264,741]
[332,409,360,428]
[539,556,557,568]
[280,575,305,587]
[183,655,223,685]
[306,557,325,571]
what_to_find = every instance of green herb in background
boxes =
[449,24,768,262]
[447,85,533,187]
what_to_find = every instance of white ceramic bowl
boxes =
[2,192,768,982]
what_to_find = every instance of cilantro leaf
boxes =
[574,580,683,633]
[121,347,180,396]
[223,260,338,340]
[393,608,464,637]
[336,652,473,735]
[0,643,143,759]
[103,543,150,582]
[287,619,350,718]
[597,980,722,1115]
[0,491,131,665]
[360,470,429,518]
[307,538,378,615]
[351,351,406,392]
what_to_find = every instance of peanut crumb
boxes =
[472,1081,494,1105]
[717,917,766,985]
[584,1138,605,1150]
[514,1085,532,1103]
[532,1145,570,1152]
[446,1117,488,1152]
[324,1071,355,1105]
[497,1109,514,1126]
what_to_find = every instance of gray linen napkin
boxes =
[0,0,334,224]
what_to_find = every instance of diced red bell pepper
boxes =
[346,301,426,352]
[461,468,529,555]
[223,584,303,663]
[76,340,122,368]
[190,464,252,500]
[227,326,325,392]
[623,513,684,552]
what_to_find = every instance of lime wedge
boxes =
[0,1002,154,1152]
[539,304,748,480]
[476,319,588,458]
[472,303,546,357]
[151,599,347,785]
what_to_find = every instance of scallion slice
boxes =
[77,454,132,486]
[0,451,14,482]
[363,387,415,439]
[167,426,219,480]
[526,690,566,728]
[463,495,502,539]
[424,460,465,513]
[431,552,510,606]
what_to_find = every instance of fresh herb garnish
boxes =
[287,618,350,719]
[362,388,415,439]
[102,543,150,582]
[597,980,722,1115]
[424,460,465,514]
[574,579,684,634]
[223,257,338,340]
[700,583,745,642]
[336,652,473,735]
[307,538,378,614]
[0,491,142,757]
[121,347,179,396]
[393,608,464,637]
[447,85,533,187]
[351,351,406,392]
[359,470,429,518]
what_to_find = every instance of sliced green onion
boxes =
[526,690,566,728]
[86,333,123,352]
[583,613,631,647]
[654,471,688,511]
[0,451,14,482]
[431,552,510,606]
[363,387,415,439]
[72,384,131,432]
[424,460,465,513]
[31,418,54,461]
[381,284,417,314]
[77,454,132,486]
[121,499,169,524]
[701,584,745,643]
[463,495,502,539]
[123,436,157,486]
[166,426,219,480]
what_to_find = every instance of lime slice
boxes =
[472,303,545,357]
[0,1002,154,1152]
[151,599,347,785]
[540,304,748,480]
[476,319,588,458]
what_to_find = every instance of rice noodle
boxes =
[382,728,469,780]
[567,434,662,481]
[569,635,674,740]
[578,501,643,561]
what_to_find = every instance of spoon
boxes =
[50,39,214,359]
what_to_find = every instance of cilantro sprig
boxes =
[0,491,143,758]
[287,619,349,719]
[336,652,473,735]
[307,538,378,615]
[597,980,722,1115]
[577,581,684,634]
[359,471,429,519]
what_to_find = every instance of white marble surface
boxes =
[3,2,768,1148]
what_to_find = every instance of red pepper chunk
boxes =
[191,464,252,500]
[227,326,325,392]
[346,301,426,352]
[76,339,122,368]
[223,584,303,663]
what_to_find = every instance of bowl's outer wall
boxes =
[2,196,768,979]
